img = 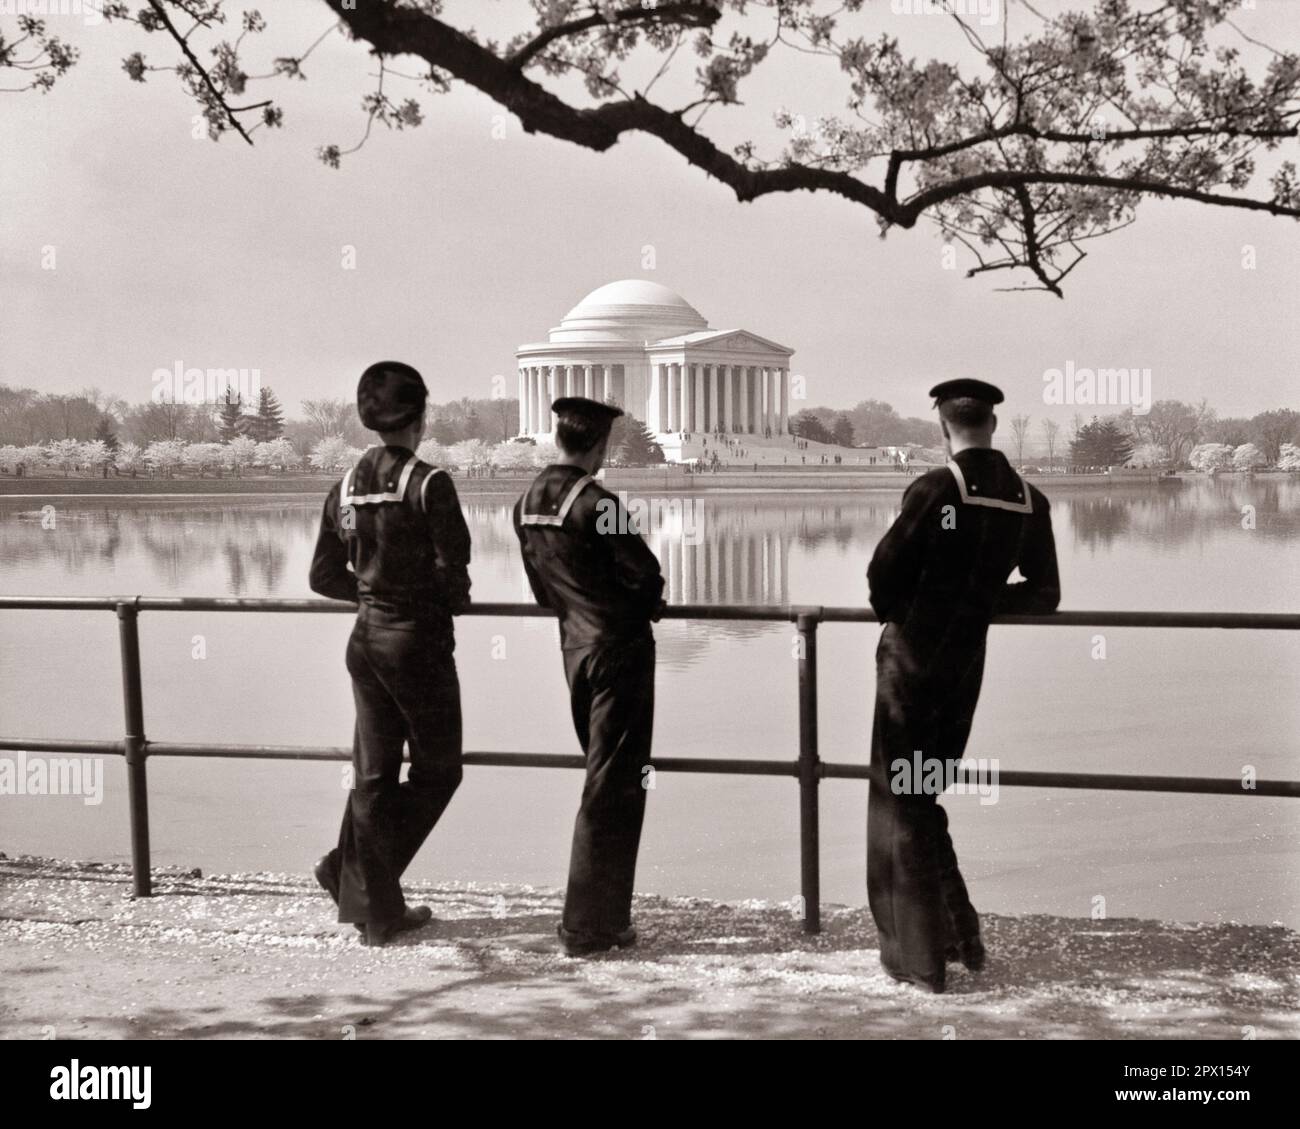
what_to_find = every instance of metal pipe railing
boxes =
[4,594,1300,630]
[2,595,1297,930]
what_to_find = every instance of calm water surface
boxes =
[2,478,1297,925]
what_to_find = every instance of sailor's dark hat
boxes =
[928,378,1004,407]
[552,397,624,426]
[357,361,428,431]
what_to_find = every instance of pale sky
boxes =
[2,0,1298,431]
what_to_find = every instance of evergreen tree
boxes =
[831,413,855,447]
[608,413,664,466]
[430,417,461,446]
[791,410,834,444]
[218,390,247,443]
[463,406,486,441]
[1069,417,1134,467]
[93,415,119,452]
[251,387,285,442]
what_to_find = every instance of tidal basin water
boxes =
[2,478,1298,927]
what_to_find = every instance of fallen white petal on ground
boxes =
[0,855,1296,1040]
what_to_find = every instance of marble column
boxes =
[678,363,689,433]
[544,366,556,431]
[722,366,733,431]
[693,363,705,432]
[651,364,664,432]
[739,366,751,433]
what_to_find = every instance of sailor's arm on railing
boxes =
[999,490,1061,615]
[865,475,935,621]
[600,491,667,621]
[307,486,359,605]
[510,498,554,610]
[427,471,472,614]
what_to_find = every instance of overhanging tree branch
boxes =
[146,0,255,145]
[6,0,1298,293]
[506,1,722,70]
[902,170,1300,223]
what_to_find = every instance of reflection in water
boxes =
[2,501,310,596]
[4,478,1296,671]
[651,507,792,606]
[1069,478,1297,551]
[3,478,1297,601]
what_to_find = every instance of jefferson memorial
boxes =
[516,280,794,459]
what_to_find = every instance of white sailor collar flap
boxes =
[519,472,595,527]
[946,459,1032,514]
[341,453,418,506]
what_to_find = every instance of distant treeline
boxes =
[0,385,521,454]
[0,385,942,453]
[788,401,942,448]
[1044,404,1300,471]
[1,385,1296,470]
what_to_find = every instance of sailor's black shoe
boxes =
[884,968,945,994]
[944,936,986,973]
[313,853,341,903]
[315,852,367,936]
[557,923,638,957]
[363,905,434,948]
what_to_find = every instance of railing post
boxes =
[795,609,822,934]
[116,600,152,897]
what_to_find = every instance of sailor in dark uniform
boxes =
[512,397,665,956]
[866,379,1060,992]
[308,361,472,947]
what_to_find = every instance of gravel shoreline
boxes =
[1,855,1296,1040]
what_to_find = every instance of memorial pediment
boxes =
[674,329,794,355]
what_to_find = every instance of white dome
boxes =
[549,279,709,344]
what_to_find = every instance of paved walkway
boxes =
[1,855,1295,1039]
